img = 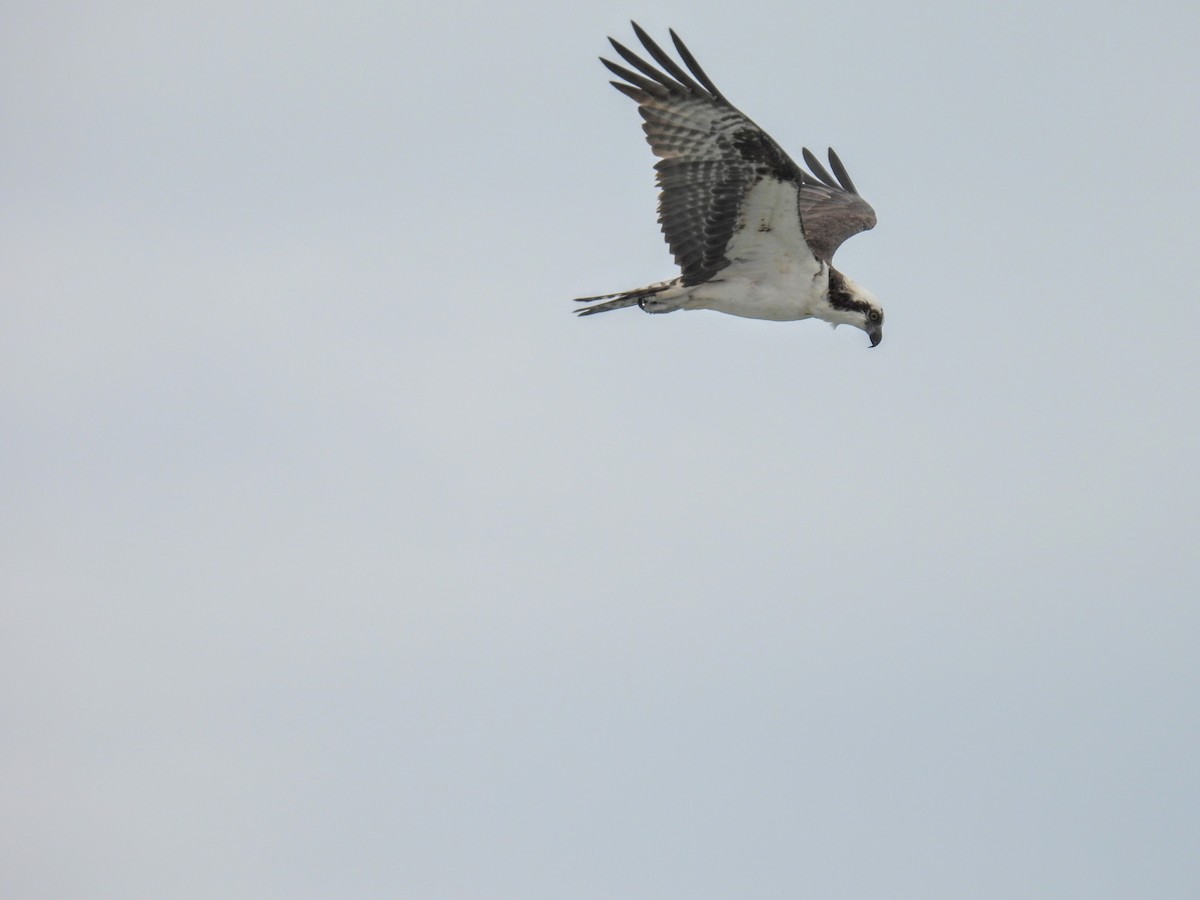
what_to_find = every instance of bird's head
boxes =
[826,269,884,347]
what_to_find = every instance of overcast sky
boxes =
[3,1,1199,897]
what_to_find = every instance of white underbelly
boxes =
[680,176,828,321]
[684,269,824,321]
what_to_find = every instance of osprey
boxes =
[574,23,884,347]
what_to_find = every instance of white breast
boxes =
[682,177,826,321]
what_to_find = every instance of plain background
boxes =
[4,1,1199,897]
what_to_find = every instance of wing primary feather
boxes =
[826,148,859,195]
[608,38,686,93]
[629,21,710,98]
[801,147,838,188]
[609,80,649,102]
[601,57,671,99]
[668,28,725,101]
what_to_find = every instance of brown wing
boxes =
[798,147,877,262]
[602,23,805,286]
[601,23,876,278]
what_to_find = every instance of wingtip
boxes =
[801,147,835,188]
[826,147,859,195]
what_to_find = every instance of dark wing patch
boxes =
[602,23,804,286]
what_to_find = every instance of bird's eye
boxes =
[868,310,881,322]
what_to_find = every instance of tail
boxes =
[573,279,679,316]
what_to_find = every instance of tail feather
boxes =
[573,294,641,316]
[573,279,677,316]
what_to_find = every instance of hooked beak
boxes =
[868,327,883,348]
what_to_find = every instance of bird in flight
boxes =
[574,22,884,347]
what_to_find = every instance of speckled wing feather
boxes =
[603,23,875,277]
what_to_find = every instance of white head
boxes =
[826,268,884,347]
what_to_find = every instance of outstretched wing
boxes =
[602,23,875,279]
[798,147,877,262]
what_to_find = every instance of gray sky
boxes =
[4,1,1199,897]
